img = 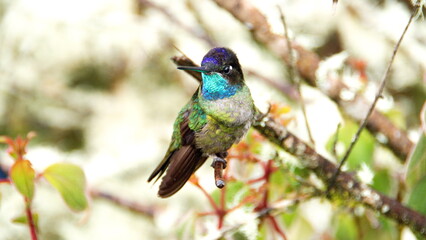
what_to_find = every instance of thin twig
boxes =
[277,6,296,86]
[278,6,315,146]
[138,0,216,47]
[185,0,217,47]
[90,190,155,218]
[268,215,288,240]
[326,123,341,197]
[328,3,419,192]
[191,176,220,212]
[332,123,341,160]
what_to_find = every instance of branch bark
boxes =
[211,0,413,161]
[90,190,155,218]
[171,55,426,237]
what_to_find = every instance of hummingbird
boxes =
[148,47,255,198]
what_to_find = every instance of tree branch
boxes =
[171,55,426,237]
[90,190,155,218]
[211,0,414,161]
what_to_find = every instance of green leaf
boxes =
[281,208,297,227]
[406,132,426,189]
[232,231,250,240]
[244,129,263,154]
[12,213,39,229]
[335,214,357,240]
[211,181,248,207]
[407,175,426,215]
[292,166,310,179]
[10,160,35,200]
[326,120,375,170]
[43,163,88,211]
[383,108,406,129]
[405,104,426,216]
[372,169,392,195]
[226,181,248,204]
[269,169,293,197]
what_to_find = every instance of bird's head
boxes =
[178,47,244,84]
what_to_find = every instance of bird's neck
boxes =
[201,73,242,100]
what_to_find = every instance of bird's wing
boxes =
[147,89,208,197]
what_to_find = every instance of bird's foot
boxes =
[211,156,227,169]
[216,152,228,159]
[211,156,227,189]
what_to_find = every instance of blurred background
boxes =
[0,0,425,239]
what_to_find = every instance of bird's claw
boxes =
[211,157,227,169]
[215,179,225,188]
[211,156,227,189]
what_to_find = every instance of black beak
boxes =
[177,66,211,73]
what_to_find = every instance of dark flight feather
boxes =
[157,113,207,197]
[158,145,207,197]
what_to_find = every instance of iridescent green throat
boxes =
[201,73,240,100]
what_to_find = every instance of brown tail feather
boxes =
[158,145,207,198]
[147,153,172,184]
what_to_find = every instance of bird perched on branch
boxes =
[148,47,255,198]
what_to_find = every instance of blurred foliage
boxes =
[12,213,39,230]
[68,61,118,91]
[407,176,426,215]
[326,119,375,170]
[210,180,249,207]
[0,134,88,239]
[389,82,426,127]
[68,54,128,92]
[334,213,357,240]
[333,212,398,240]
[405,103,426,216]
[141,43,178,87]
[406,133,426,188]
[0,93,84,151]
[383,108,406,130]
[371,169,393,195]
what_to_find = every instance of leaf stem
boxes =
[25,199,38,240]
[0,179,11,184]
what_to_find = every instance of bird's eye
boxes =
[223,65,232,74]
